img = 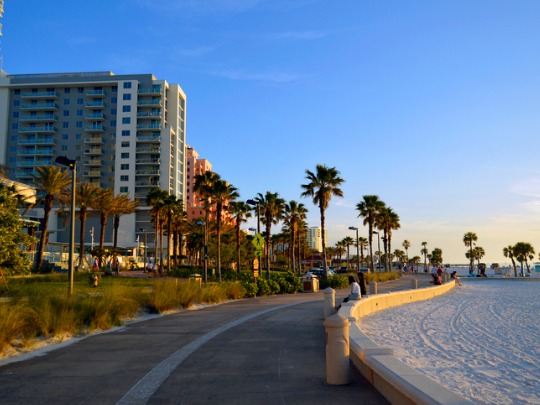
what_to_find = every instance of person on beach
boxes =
[451,271,461,286]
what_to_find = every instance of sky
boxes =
[1,0,540,264]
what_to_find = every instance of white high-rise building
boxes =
[0,70,186,252]
[306,226,326,252]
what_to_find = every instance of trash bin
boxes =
[302,273,319,292]
[189,273,202,287]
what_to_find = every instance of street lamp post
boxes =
[246,199,260,235]
[55,156,76,296]
[196,221,208,284]
[373,231,381,272]
[348,226,360,271]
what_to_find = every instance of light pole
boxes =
[373,231,381,272]
[139,228,147,271]
[55,156,76,296]
[90,227,94,251]
[349,226,360,271]
[196,221,208,284]
[246,199,260,235]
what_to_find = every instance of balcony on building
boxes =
[138,86,162,96]
[137,110,162,120]
[18,135,55,145]
[85,100,105,109]
[137,98,162,107]
[19,125,58,134]
[84,135,104,145]
[135,168,160,176]
[83,158,104,166]
[83,169,102,178]
[137,146,160,154]
[136,157,160,165]
[136,133,160,143]
[84,123,105,132]
[20,90,59,99]
[85,112,105,120]
[20,102,59,111]
[136,123,161,131]
[86,89,106,98]
[84,147,103,156]
[19,113,58,122]
[17,147,55,156]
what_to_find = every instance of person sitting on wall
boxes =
[342,276,361,303]
[357,271,367,296]
[451,271,462,286]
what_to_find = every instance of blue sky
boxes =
[2,0,540,264]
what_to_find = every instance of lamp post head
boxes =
[55,156,76,169]
[372,231,379,235]
[348,226,358,231]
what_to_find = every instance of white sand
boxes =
[359,280,540,404]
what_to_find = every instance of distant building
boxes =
[0,70,187,250]
[185,145,212,222]
[306,226,326,252]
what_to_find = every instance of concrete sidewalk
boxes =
[0,274,431,404]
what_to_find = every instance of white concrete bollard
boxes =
[411,279,418,289]
[369,280,378,295]
[323,288,336,318]
[324,313,350,385]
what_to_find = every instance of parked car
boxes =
[306,268,335,278]
[336,266,348,274]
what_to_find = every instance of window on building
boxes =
[76,122,82,128]
[78,87,84,93]
[122,94,131,101]
[122,105,131,112]
[14,89,20,95]
[121,141,130,147]
[111,120,116,127]
[14,100,20,106]
[77,98,83,105]
[111,97,117,104]
[63,122,69,129]
[63,99,70,105]
[77,110,83,116]
[11,123,18,129]
[111,86,118,92]
[111,108,117,115]
[121,153,129,159]
[120,164,129,170]
[121,130,130,136]
[122,117,130,124]
[63,110,70,117]
[76,134,81,139]
[123,82,132,89]
[120,187,129,193]
[62,145,68,151]
[12,112,19,118]
[62,134,68,140]
[120,175,129,181]
[64,88,71,94]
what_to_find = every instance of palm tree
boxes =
[402,240,410,266]
[283,200,307,274]
[31,166,72,271]
[503,245,517,277]
[301,164,345,277]
[358,237,368,268]
[256,191,285,279]
[356,195,385,272]
[463,232,478,274]
[513,242,535,277]
[93,188,114,250]
[210,179,238,281]
[146,188,168,268]
[76,182,100,270]
[342,236,354,269]
[111,194,139,250]
[472,246,485,267]
[160,194,182,274]
[421,241,428,273]
[229,201,252,273]
[378,207,400,271]
[431,248,443,266]
[170,202,187,267]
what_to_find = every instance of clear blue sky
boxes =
[2,0,540,264]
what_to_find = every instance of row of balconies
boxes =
[19,126,57,133]
[20,102,59,110]
[18,136,54,145]
[20,90,59,99]
[19,114,58,122]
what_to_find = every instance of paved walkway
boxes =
[0,274,432,404]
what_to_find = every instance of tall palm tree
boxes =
[93,188,115,250]
[31,166,72,271]
[301,164,345,277]
[503,245,517,277]
[76,182,100,269]
[358,236,368,268]
[356,195,385,272]
[283,200,307,274]
[229,201,252,273]
[463,232,478,274]
[472,246,485,268]
[342,236,354,269]
[421,241,428,273]
[256,191,285,279]
[170,200,187,267]
[147,188,168,267]
[210,179,238,281]
[378,207,400,271]
[402,239,410,266]
[160,194,182,274]
[111,194,139,250]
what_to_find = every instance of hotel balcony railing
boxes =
[137,99,162,107]
[20,91,59,98]
[20,103,59,110]
[83,159,104,166]
[84,136,104,144]
[135,181,160,186]
[19,114,58,122]
[136,158,160,164]
[137,111,162,119]
[137,147,160,154]
[84,148,103,155]
[85,101,105,108]
[17,159,53,167]
[83,170,102,177]
[18,148,55,156]
[138,87,162,95]
[136,170,160,175]
[137,134,160,142]
[19,136,54,144]
[19,126,58,133]
[84,125,105,132]
[86,89,106,97]
[85,113,105,120]
[136,124,161,131]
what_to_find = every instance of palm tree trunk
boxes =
[320,204,328,277]
[35,201,53,271]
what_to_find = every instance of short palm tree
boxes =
[356,195,385,272]
[463,232,478,274]
[111,194,139,250]
[31,166,72,271]
[147,188,169,267]
[421,241,428,272]
[94,188,114,250]
[402,239,410,266]
[301,164,345,277]
[342,236,354,269]
[503,245,517,277]
[283,200,308,274]
[358,237,368,267]
[513,242,535,277]
[256,191,285,279]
